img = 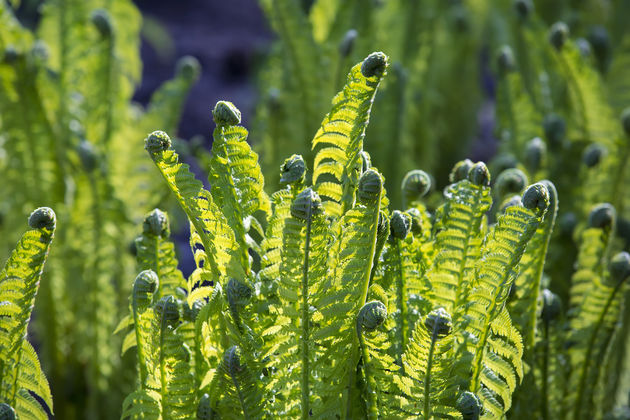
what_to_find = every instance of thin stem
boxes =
[301,209,313,420]
[541,321,550,420]
[358,331,378,420]
[423,329,438,420]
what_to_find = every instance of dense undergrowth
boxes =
[1,0,630,419]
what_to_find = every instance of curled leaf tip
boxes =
[155,296,180,327]
[224,345,242,376]
[90,9,112,37]
[360,151,372,172]
[361,52,388,78]
[28,207,56,230]
[145,131,172,155]
[543,113,566,148]
[280,154,307,185]
[610,252,630,284]
[450,159,473,183]
[133,270,159,309]
[290,188,323,220]
[522,183,550,215]
[339,29,358,57]
[402,169,431,203]
[406,208,423,236]
[358,301,387,333]
[549,21,569,50]
[468,162,491,187]
[514,0,533,20]
[227,278,252,306]
[358,169,382,203]
[495,168,528,197]
[390,210,411,240]
[496,45,515,73]
[212,100,241,126]
[0,403,16,420]
[583,143,606,168]
[176,55,201,81]
[377,211,390,239]
[457,391,483,420]
[525,137,546,172]
[588,203,616,229]
[143,208,170,238]
[541,289,561,322]
[424,308,452,337]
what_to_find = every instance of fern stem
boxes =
[358,333,378,420]
[394,241,408,352]
[300,211,313,420]
[573,280,624,420]
[230,370,250,419]
[423,328,438,420]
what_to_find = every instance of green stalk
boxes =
[358,332,378,420]
[423,328,439,420]
[300,208,313,420]
[394,241,408,351]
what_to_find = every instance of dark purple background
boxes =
[133,0,273,143]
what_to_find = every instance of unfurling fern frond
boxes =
[427,163,492,314]
[145,131,245,282]
[122,296,195,420]
[0,208,56,419]
[312,52,388,217]
[206,345,265,420]
[263,187,329,419]
[400,308,463,419]
[464,183,550,418]
[135,209,186,300]
[209,101,271,270]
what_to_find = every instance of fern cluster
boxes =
[112,52,630,419]
[0,1,197,417]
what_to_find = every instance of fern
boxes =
[312,52,388,217]
[0,208,56,419]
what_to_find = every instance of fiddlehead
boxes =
[0,403,15,420]
[494,168,528,199]
[401,169,431,209]
[456,391,483,420]
[279,154,306,186]
[226,278,252,334]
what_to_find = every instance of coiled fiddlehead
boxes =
[583,143,606,168]
[358,169,383,204]
[155,296,180,329]
[142,208,169,238]
[212,101,241,126]
[389,210,411,241]
[145,130,172,156]
[549,22,569,51]
[468,162,491,187]
[290,188,323,220]
[522,182,551,217]
[361,52,388,78]
[356,301,387,420]
[588,203,616,229]
[28,207,56,231]
[280,154,307,185]
[196,393,215,420]
[456,391,483,420]
[90,9,112,38]
[401,169,431,209]
[226,278,252,333]
[0,403,16,420]
[495,168,528,199]
[133,270,159,313]
[449,159,474,183]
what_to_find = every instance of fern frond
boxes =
[312,52,388,217]
[427,164,492,314]
[145,131,245,282]
[209,101,271,270]
[263,187,329,418]
[464,184,550,417]
[0,208,55,419]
